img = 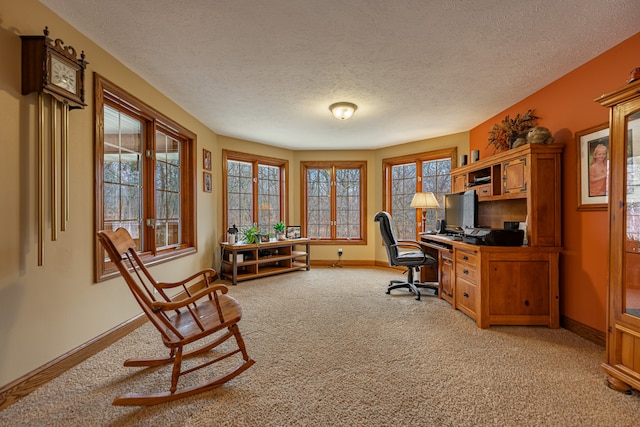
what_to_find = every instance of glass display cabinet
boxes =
[597,78,640,392]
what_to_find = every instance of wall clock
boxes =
[20,27,89,266]
[21,26,88,109]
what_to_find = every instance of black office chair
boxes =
[374,211,439,300]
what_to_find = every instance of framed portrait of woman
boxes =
[203,149,212,171]
[577,123,609,211]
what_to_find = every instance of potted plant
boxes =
[487,109,538,153]
[274,221,286,240]
[241,224,260,245]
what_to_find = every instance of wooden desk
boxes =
[220,239,310,285]
[421,234,560,329]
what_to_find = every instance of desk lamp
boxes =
[410,192,439,233]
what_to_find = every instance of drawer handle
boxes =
[463,269,469,275]
[463,255,469,261]
[447,292,453,297]
[463,292,469,298]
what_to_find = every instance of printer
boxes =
[462,228,524,246]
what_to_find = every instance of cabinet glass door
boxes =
[625,111,640,317]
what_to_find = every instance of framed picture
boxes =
[577,123,609,211]
[203,149,211,171]
[286,225,301,239]
[203,171,212,193]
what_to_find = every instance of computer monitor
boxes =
[444,190,477,233]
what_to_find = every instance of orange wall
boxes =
[469,32,640,332]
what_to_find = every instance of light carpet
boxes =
[1,267,639,426]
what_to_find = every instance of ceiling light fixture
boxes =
[329,102,358,120]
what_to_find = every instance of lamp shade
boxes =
[410,192,439,208]
[329,102,357,120]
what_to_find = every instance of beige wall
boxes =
[0,0,220,386]
[0,1,469,386]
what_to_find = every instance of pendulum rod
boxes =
[37,93,45,266]
[61,102,69,231]
[50,96,58,241]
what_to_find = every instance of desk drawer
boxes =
[474,183,492,199]
[456,264,478,284]
[456,276,477,318]
[456,249,478,267]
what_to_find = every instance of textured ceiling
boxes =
[40,0,640,150]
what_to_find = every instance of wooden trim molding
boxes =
[0,315,147,411]
[560,315,605,347]
[310,259,377,268]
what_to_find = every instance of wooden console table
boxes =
[220,239,310,285]
[421,234,560,328]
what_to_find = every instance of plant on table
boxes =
[241,224,260,245]
[274,221,286,240]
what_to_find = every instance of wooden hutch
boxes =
[421,143,563,328]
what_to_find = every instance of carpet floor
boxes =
[1,267,639,426]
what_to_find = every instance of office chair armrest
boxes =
[393,241,432,263]
[396,240,425,251]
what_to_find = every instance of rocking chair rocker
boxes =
[97,228,254,406]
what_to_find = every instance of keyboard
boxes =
[437,234,462,241]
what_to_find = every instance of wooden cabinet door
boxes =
[452,173,467,193]
[440,254,454,303]
[487,259,549,316]
[503,157,528,195]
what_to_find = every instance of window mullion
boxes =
[331,166,337,239]
[144,121,157,254]
[415,161,423,235]
[280,167,286,223]
[252,161,259,225]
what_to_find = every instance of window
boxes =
[302,161,367,243]
[95,75,196,281]
[223,150,288,234]
[383,148,455,240]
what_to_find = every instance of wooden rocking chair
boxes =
[97,228,255,406]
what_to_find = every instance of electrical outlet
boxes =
[338,248,343,257]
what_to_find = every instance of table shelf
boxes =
[220,239,310,285]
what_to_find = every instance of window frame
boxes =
[301,160,367,245]
[222,149,289,233]
[94,74,197,282]
[382,148,457,240]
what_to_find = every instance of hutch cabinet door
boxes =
[502,156,528,195]
[452,173,467,193]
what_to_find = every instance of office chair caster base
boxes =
[386,282,422,300]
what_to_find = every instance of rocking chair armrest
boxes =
[155,268,219,290]
[151,284,228,312]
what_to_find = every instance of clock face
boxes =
[50,56,77,94]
